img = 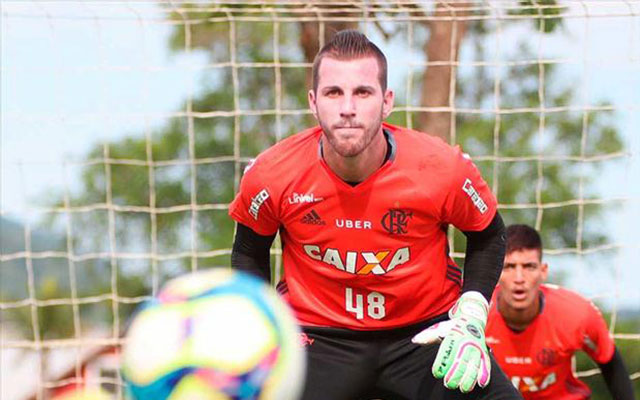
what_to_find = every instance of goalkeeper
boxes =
[229,30,521,399]
[485,224,635,399]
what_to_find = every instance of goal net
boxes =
[1,1,638,398]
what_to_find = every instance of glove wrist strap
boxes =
[451,291,489,325]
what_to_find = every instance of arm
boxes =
[461,211,506,301]
[231,223,276,282]
[412,212,505,392]
[598,346,636,400]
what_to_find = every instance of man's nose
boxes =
[339,94,356,117]
[514,266,525,282]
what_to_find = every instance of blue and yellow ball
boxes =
[121,269,305,400]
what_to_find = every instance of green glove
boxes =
[412,291,491,392]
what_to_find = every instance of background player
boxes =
[486,224,635,399]
[229,30,521,399]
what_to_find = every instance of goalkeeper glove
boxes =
[412,291,491,393]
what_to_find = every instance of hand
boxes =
[412,291,491,393]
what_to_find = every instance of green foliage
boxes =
[451,39,622,259]
[24,7,625,345]
[509,0,565,33]
[30,14,311,333]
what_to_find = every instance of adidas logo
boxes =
[301,209,326,225]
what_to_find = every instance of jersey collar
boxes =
[317,128,396,188]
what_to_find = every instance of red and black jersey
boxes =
[486,284,615,399]
[229,123,497,330]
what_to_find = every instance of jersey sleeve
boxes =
[442,147,498,231]
[228,159,281,236]
[581,300,615,364]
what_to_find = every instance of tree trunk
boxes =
[298,2,359,88]
[417,2,471,142]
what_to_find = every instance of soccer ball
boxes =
[121,269,306,400]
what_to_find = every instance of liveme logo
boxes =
[288,192,323,204]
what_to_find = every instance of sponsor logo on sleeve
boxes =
[582,334,598,353]
[462,179,488,214]
[244,158,256,173]
[249,189,269,220]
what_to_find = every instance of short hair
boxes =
[312,29,388,92]
[506,224,543,257]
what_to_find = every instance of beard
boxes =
[319,114,383,158]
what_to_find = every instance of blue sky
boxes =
[1,2,638,310]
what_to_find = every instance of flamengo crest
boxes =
[381,209,413,234]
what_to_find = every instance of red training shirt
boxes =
[229,123,497,330]
[486,284,615,399]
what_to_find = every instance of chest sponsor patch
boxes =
[303,245,410,275]
[511,373,557,393]
[335,219,372,229]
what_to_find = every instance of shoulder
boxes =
[386,123,459,158]
[541,284,602,321]
[242,127,321,182]
[250,127,321,170]
[384,123,468,177]
[237,127,321,209]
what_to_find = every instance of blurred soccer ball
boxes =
[121,269,305,400]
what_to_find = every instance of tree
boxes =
[16,4,627,392]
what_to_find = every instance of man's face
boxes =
[499,249,548,312]
[308,56,394,158]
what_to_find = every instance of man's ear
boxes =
[308,89,318,120]
[382,89,394,119]
[541,262,549,281]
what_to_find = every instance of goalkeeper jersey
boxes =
[229,123,497,330]
[486,284,615,400]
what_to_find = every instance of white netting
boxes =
[1,1,639,399]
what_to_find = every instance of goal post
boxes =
[1,1,638,398]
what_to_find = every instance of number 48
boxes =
[345,288,386,320]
